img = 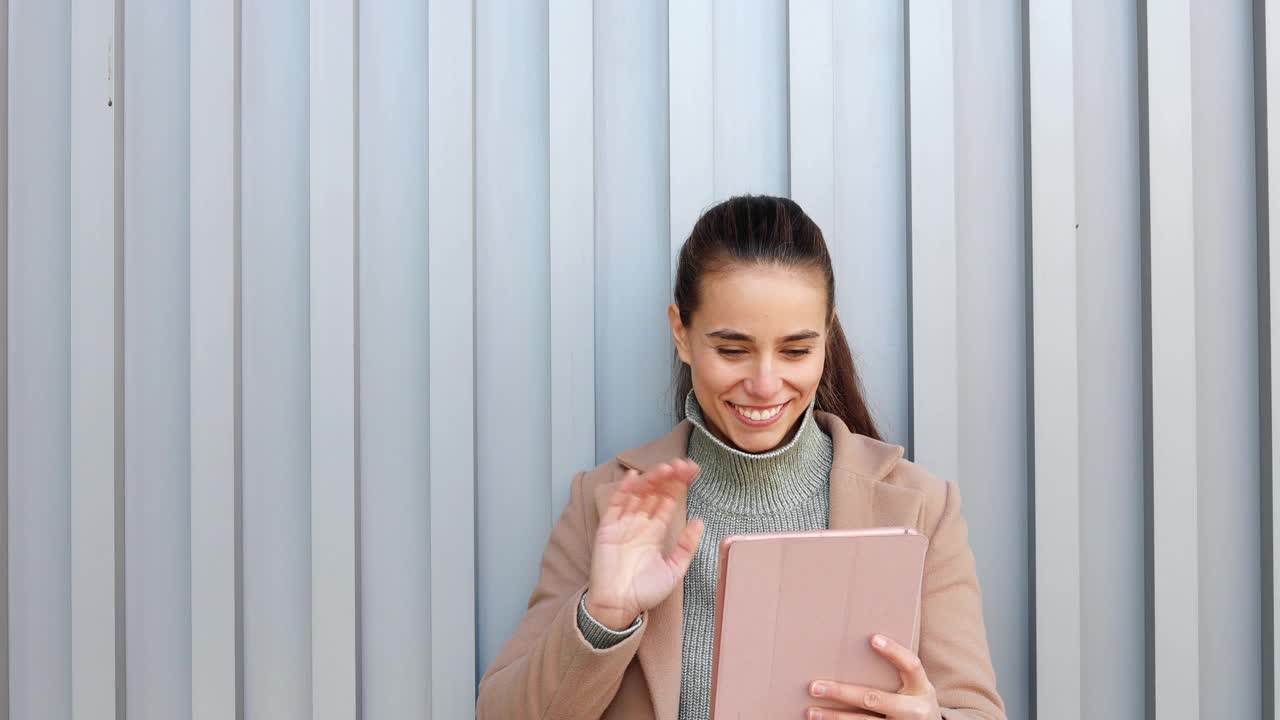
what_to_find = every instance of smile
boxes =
[727,400,791,426]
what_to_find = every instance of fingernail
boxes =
[808,710,824,720]
[810,681,826,697]
[872,634,887,648]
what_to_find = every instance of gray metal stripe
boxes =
[1137,1,1201,718]
[548,0,595,524]
[790,1,915,452]
[308,0,358,714]
[0,0,8,714]
[352,2,362,715]
[668,0,714,282]
[114,0,126,714]
[1024,0,1082,717]
[233,1,244,715]
[189,0,241,715]
[1256,1,1279,716]
[787,0,834,260]
[356,0,429,715]
[427,0,476,710]
[1019,6,1035,714]
[905,0,958,480]
[69,0,125,713]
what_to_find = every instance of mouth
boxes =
[725,399,792,428]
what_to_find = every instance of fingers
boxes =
[804,709,884,720]
[808,679,932,719]
[600,469,637,525]
[637,489,663,518]
[603,459,701,526]
[806,637,937,720]
[869,634,933,697]
[665,516,705,577]
[629,461,698,501]
[668,457,700,485]
[804,709,881,720]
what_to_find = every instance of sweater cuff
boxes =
[576,589,642,649]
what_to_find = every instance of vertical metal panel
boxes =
[1189,1,1261,716]
[1138,0,1201,717]
[668,0,713,276]
[0,0,9,715]
[473,0,551,676]
[360,0,430,716]
[953,3,1030,718]
[792,0,910,447]
[788,0,834,244]
[124,0,192,716]
[308,0,356,717]
[1025,0,1081,716]
[69,0,123,714]
[1262,0,1280,713]
[905,0,959,479]
[189,0,240,716]
[426,0,476,709]
[594,2,670,461]
[831,1,909,447]
[8,2,72,717]
[240,0,312,716]
[1073,0,1146,716]
[712,0,788,196]
[548,0,595,516]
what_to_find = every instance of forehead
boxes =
[691,263,828,331]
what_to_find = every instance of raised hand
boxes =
[584,459,706,631]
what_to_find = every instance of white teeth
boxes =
[734,402,783,421]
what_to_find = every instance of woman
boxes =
[476,196,1005,720]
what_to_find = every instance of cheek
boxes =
[690,351,741,393]
[790,354,827,395]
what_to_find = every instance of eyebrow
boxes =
[705,329,821,343]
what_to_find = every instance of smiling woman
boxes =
[475,195,1005,720]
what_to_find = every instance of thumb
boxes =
[665,517,705,579]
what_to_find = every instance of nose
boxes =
[743,359,782,399]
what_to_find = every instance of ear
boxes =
[668,303,693,364]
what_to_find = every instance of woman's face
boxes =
[669,263,828,453]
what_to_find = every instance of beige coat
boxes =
[476,412,1006,720]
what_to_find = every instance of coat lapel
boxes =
[599,413,924,720]
[817,412,924,530]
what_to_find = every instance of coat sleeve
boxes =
[919,480,1007,720]
[476,469,647,720]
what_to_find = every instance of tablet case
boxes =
[709,528,928,719]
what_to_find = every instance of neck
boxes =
[682,390,833,514]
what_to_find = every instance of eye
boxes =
[716,347,747,357]
[782,348,812,358]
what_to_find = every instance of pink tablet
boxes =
[709,528,928,720]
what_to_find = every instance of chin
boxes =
[723,422,792,454]
[736,437,781,453]
[727,427,773,450]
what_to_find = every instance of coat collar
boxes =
[597,412,923,720]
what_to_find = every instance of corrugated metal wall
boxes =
[5,0,1280,718]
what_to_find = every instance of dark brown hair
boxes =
[672,194,882,441]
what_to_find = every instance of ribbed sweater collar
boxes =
[683,390,832,515]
